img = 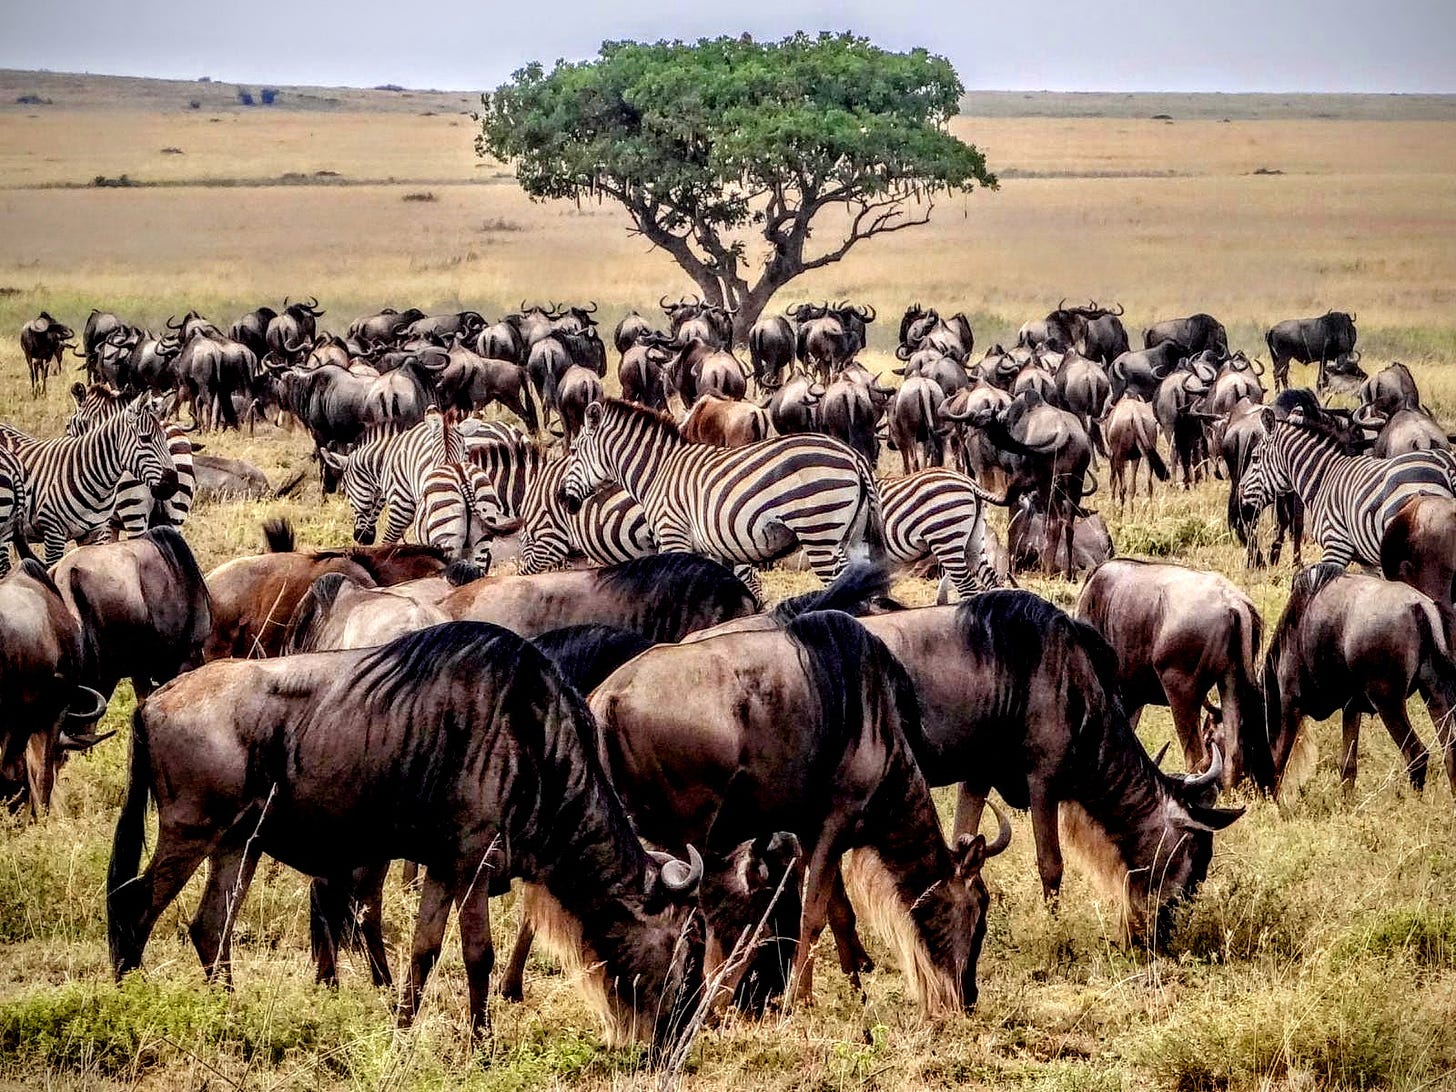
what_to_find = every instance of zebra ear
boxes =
[1260,407,1276,432]
[584,401,604,429]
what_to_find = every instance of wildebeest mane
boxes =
[263,517,296,553]
[259,517,447,577]
[593,553,756,641]
[531,624,655,696]
[282,572,350,654]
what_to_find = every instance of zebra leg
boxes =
[43,531,66,567]
[733,565,766,606]
[382,500,415,545]
[799,546,846,587]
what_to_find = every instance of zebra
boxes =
[1239,409,1456,568]
[880,469,1004,601]
[463,430,547,517]
[64,383,196,539]
[414,461,518,564]
[0,397,178,564]
[321,411,505,546]
[518,456,656,574]
[560,398,883,584]
[0,445,26,577]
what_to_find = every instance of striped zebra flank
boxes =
[415,461,516,563]
[0,445,26,577]
[323,410,506,546]
[560,398,883,583]
[464,430,546,517]
[880,468,1003,600]
[518,456,656,574]
[0,397,178,564]
[1240,411,1456,568]
[65,383,196,539]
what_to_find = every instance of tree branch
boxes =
[800,197,934,272]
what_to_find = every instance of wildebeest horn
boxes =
[583,300,597,314]
[165,314,183,330]
[1181,742,1224,790]
[1152,741,1171,768]
[652,845,703,892]
[1111,302,1125,316]
[658,294,672,310]
[306,295,320,311]
[285,335,311,354]
[980,801,1013,857]
[60,728,116,751]
[64,685,109,723]
[1057,297,1067,311]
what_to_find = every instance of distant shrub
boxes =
[197,76,211,83]
[236,88,254,107]
[373,83,405,92]
[187,99,200,110]
[159,147,183,155]
[260,88,278,106]
[90,175,134,188]
[15,95,51,105]
[402,191,437,202]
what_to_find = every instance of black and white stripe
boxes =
[518,456,655,573]
[0,445,26,577]
[0,398,177,564]
[560,399,883,583]
[415,461,507,563]
[1240,414,1456,567]
[463,430,546,517]
[65,384,195,539]
[880,469,1002,600]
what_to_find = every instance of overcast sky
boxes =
[1,0,1452,94]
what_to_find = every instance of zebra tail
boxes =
[858,462,888,566]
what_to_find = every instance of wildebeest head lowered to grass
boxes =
[108,622,707,1052]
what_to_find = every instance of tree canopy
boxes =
[478,32,997,341]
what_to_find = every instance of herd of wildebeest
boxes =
[4,293,1456,1057]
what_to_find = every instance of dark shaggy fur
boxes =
[532,625,656,696]
[593,553,758,642]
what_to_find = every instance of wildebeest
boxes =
[436,346,537,432]
[1264,311,1360,391]
[613,311,654,355]
[441,553,759,639]
[1109,341,1186,403]
[1077,559,1273,791]
[1006,500,1113,577]
[50,528,211,702]
[898,305,974,362]
[618,338,672,411]
[764,371,825,435]
[1364,408,1451,458]
[861,596,1243,944]
[1358,361,1421,416]
[172,327,258,431]
[229,306,277,360]
[586,610,1009,1011]
[1144,313,1227,357]
[20,312,76,395]
[283,572,451,652]
[265,297,326,363]
[1381,494,1456,627]
[682,393,770,448]
[888,376,946,473]
[1105,395,1169,503]
[202,520,447,661]
[554,364,606,442]
[1263,565,1456,796]
[348,306,426,348]
[817,370,892,467]
[0,559,111,816]
[108,623,708,1050]
[78,310,128,381]
[748,315,796,387]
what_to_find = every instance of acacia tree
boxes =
[477,33,996,343]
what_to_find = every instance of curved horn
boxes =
[1057,297,1067,312]
[658,844,703,892]
[983,799,1013,856]
[1152,741,1171,768]
[165,314,183,330]
[1181,742,1225,790]
[1111,302,1125,316]
[658,294,672,310]
[284,335,311,354]
[64,685,109,723]
[583,300,597,314]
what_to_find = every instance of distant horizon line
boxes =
[4,66,1453,98]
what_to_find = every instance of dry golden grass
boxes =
[1,75,1455,1092]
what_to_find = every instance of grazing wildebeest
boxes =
[1077,559,1273,791]
[764,371,825,435]
[1263,565,1456,796]
[202,520,447,661]
[441,553,759,639]
[1105,395,1168,503]
[20,312,76,395]
[1144,313,1227,357]
[108,623,708,1051]
[348,307,426,348]
[0,559,111,817]
[583,610,1009,1012]
[51,528,212,702]
[1006,500,1113,577]
[1358,361,1421,416]
[436,347,537,432]
[1109,341,1186,403]
[1265,311,1359,391]
[1381,494,1456,626]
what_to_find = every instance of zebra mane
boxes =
[600,397,681,440]
[1274,409,1360,454]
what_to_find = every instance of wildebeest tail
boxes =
[263,517,296,553]
[856,460,888,566]
[1228,605,1275,792]
[1139,419,1169,481]
[1413,599,1456,718]
[108,706,152,967]
[771,561,893,623]
[283,572,350,654]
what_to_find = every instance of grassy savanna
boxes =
[0,73,1454,1090]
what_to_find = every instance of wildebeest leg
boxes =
[111,822,222,977]
[1164,673,1208,776]
[1372,694,1429,792]
[397,871,453,1029]
[1028,783,1064,903]
[1415,670,1456,792]
[952,782,987,842]
[789,839,840,1006]
[456,875,495,1040]
[189,826,262,987]
[310,876,347,986]
[1339,705,1362,792]
[500,912,535,1003]
[826,865,873,984]
[358,876,393,989]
